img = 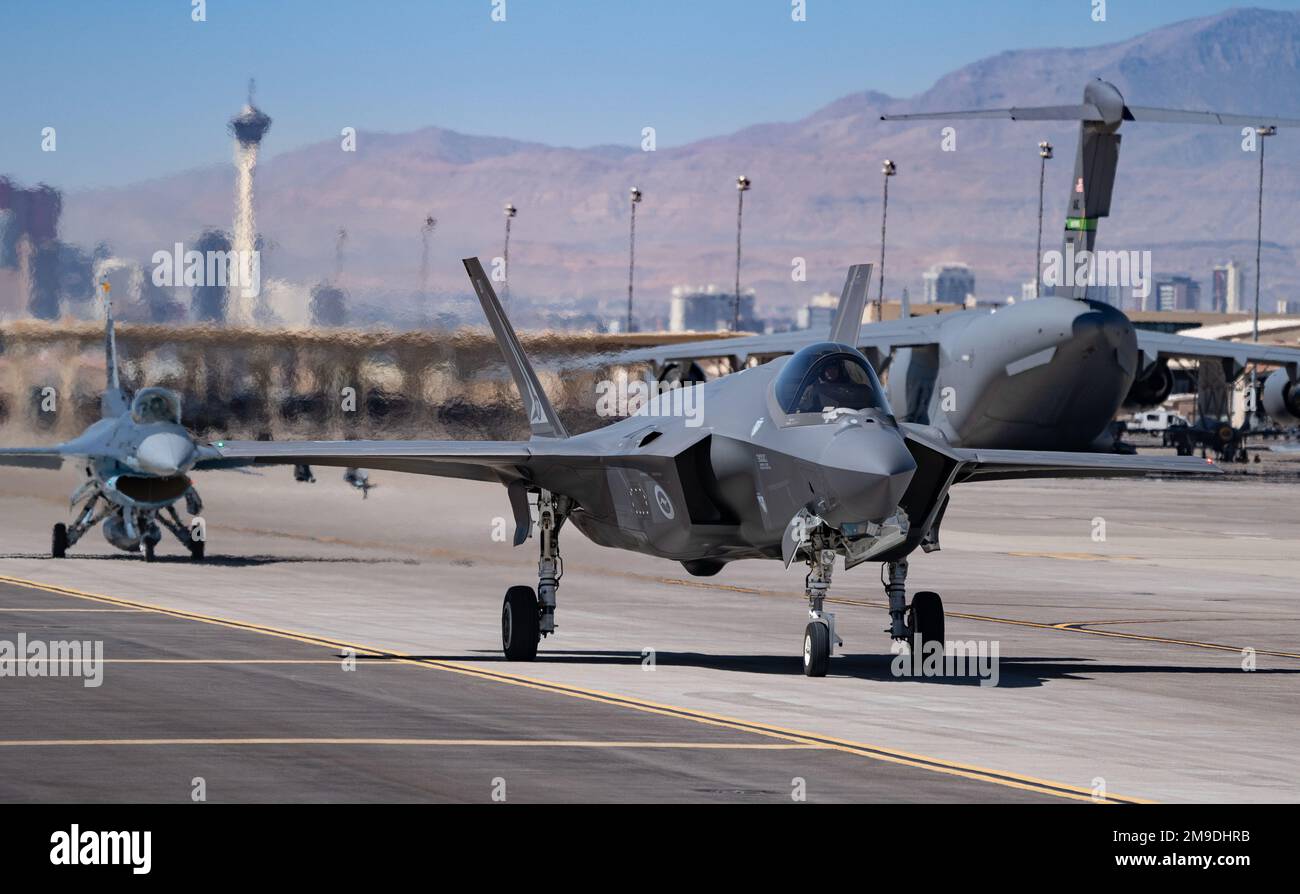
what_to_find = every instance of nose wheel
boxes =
[803,622,831,677]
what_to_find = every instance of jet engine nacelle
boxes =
[1124,360,1173,410]
[1261,368,1300,426]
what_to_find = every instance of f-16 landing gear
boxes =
[159,502,205,561]
[53,491,109,559]
[500,490,569,661]
[802,531,842,677]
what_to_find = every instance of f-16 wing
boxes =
[1136,330,1300,376]
[0,447,64,470]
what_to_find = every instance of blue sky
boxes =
[3,1,1297,188]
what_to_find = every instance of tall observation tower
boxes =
[227,80,271,325]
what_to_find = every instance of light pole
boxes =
[502,203,517,306]
[876,160,896,321]
[733,175,751,331]
[1250,125,1277,426]
[420,214,437,312]
[1035,141,1053,299]
[627,187,642,333]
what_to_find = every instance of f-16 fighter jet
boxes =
[213,259,1215,675]
[0,295,237,560]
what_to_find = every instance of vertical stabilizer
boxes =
[462,257,569,439]
[828,264,872,345]
[101,290,128,418]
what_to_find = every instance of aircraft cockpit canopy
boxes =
[130,388,182,425]
[773,342,889,416]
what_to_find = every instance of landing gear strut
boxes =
[885,559,944,656]
[802,531,841,677]
[52,491,109,559]
[500,489,568,661]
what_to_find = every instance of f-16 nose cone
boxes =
[815,425,916,525]
[136,433,195,476]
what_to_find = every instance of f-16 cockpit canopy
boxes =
[773,342,889,416]
[130,387,182,425]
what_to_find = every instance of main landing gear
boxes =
[886,559,944,658]
[799,550,945,678]
[500,490,569,661]
[50,487,207,561]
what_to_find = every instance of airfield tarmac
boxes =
[0,458,1296,803]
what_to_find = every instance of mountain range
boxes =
[57,6,1300,320]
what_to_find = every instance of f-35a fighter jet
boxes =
[213,259,1215,676]
[0,298,236,561]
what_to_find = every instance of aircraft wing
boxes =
[947,446,1218,482]
[0,447,64,470]
[901,425,1218,483]
[615,316,945,369]
[210,438,574,484]
[1135,330,1300,375]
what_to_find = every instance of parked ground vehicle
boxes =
[1128,409,1190,433]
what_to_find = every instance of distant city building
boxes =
[796,291,839,331]
[1153,275,1201,312]
[191,229,233,323]
[1021,280,1039,301]
[1277,299,1300,315]
[1212,261,1244,313]
[309,283,347,326]
[922,264,975,305]
[668,285,758,332]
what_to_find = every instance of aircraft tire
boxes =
[144,541,156,563]
[803,621,830,677]
[502,585,540,661]
[190,540,205,561]
[909,591,945,657]
[51,523,68,559]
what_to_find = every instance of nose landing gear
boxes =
[801,532,842,677]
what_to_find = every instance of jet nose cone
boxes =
[815,424,916,525]
[136,432,195,476]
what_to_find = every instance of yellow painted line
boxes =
[1048,620,1300,659]
[1005,551,1143,562]
[820,596,1300,661]
[18,659,388,665]
[0,573,1145,805]
[0,738,824,750]
[0,607,144,613]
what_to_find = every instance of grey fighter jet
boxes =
[615,80,1300,451]
[0,300,234,560]
[213,259,1215,676]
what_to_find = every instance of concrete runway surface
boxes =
[0,461,1296,803]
